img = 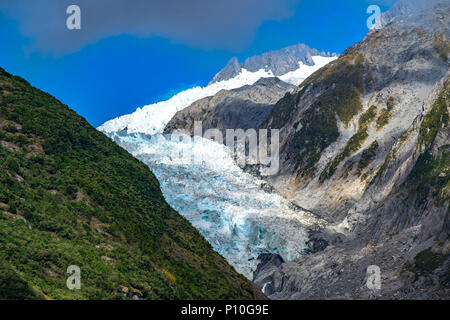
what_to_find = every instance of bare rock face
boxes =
[210,57,241,84]
[250,0,449,299]
[257,0,449,216]
[431,127,450,157]
[164,77,294,136]
[209,43,332,84]
[161,0,449,299]
[253,254,285,296]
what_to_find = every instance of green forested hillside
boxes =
[0,67,261,300]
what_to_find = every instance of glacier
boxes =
[99,56,335,278]
[98,56,336,135]
[106,131,315,278]
[279,56,337,85]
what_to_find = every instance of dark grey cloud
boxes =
[363,0,397,6]
[0,0,299,54]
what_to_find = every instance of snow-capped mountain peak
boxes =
[98,54,336,135]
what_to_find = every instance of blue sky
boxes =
[0,0,394,127]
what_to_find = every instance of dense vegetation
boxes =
[0,67,260,300]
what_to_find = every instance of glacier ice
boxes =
[98,56,336,278]
[105,131,310,279]
[279,56,337,85]
[98,56,336,136]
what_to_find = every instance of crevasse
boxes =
[106,132,309,278]
[99,58,335,278]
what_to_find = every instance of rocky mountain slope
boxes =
[160,0,449,299]
[210,43,335,84]
[0,67,263,300]
[164,77,294,136]
[251,0,449,299]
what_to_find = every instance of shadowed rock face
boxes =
[164,77,294,136]
[209,43,334,84]
[250,0,449,299]
[211,57,241,84]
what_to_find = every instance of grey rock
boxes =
[209,43,331,84]
[210,57,241,84]
[431,127,450,156]
[251,0,450,299]
[376,0,449,33]
[164,77,294,137]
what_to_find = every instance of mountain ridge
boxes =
[0,66,264,300]
[164,77,294,136]
[210,43,336,84]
